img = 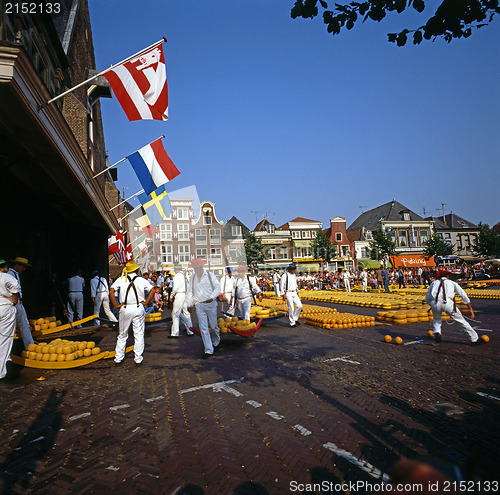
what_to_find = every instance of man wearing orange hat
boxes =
[0,258,20,379]
[186,258,221,358]
[425,269,479,344]
[7,257,34,349]
[109,260,156,365]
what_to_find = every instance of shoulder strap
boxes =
[285,273,288,292]
[124,275,140,308]
[247,275,257,305]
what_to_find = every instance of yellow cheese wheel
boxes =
[86,341,95,349]
[27,343,37,352]
[35,353,43,361]
[41,324,49,330]
[48,322,57,328]
[77,350,84,358]
[78,342,87,351]
[65,353,75,361]
[42,353,50,362]
[36,318,45,325]
[91,347,100,355]
[57,354,65,362]
[41,346,50,354]
[49,354,57,362]
[83,348,92,357]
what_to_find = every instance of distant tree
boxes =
[423,232,454,258]
[291,0,500,46]
[244,232,266,268]
[310,229,338,263]
[472,222,500,257]
[369,227,396,261]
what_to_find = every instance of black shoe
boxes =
[201,353,213,359]
[135,361,143,367]
[213,344,220,352]
[290,323,297,328]
[114,361,123,366]
[434,333,442,343]
[295,321,301,326]
[470,340,482,346]
[168,335,179,339]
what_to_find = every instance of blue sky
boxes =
[89,0,499,230]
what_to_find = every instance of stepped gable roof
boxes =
[347,200,422,232]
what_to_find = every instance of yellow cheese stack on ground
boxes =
[306,312,375,329]
[22,339,100,362]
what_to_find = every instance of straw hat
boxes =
[190,258,206,268]
[9,257,31,267]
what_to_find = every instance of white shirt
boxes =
[90,276,109,298]
[280,272,298,293]
[234,275,261,300]
[272,273,280,285]
[68,275,85,293]
[111,275,152,305]
[186,271,221,307]
[425,278,470,305]
[361,271,368,280]
[7,268,22,298]
[0,272,20,306]
[342,272,350,280]
[220,274,235,295]
[171,271,188,297]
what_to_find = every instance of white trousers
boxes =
[171,293,193,336]
[362,280,367,292]
[194,300,220,354]
[430,301,478,342]
[344,279,351,292]
[15,302,34,348]
[221,292,235,316]
[93,292,117,325]
[285,292,302,325]
[274,285,280,297]
[237,297,252,321]
[67,292,84,326]
[115,304,146,363]
[0,305,16,379]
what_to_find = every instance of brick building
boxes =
[323,216,356,271]
[0,0,118,314]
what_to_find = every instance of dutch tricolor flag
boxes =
[127,138,180,195]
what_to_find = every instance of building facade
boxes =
[323,217,356,272]
[253,218,292,270]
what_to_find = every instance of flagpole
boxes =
[87,134,165,182]
[109,189,144,211]
[39,37,167,110]
[119,205,141,223]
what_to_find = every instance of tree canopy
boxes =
[423,232,454,258]
[472,223,500,257]
[310,229,338,262]
[369,227,397,260]
[244,232,266,267]
[291,0,500,46]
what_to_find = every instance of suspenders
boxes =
[124,275,140,308]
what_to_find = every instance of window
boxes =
[178,244,190,263]
[177,208,189,220]
[311,231,317,238]
[210,248,222,265]
[361,247,370,258]
[196,248,207,260]
[336,233,342,242]
[228,245,237,261]
[268,247,277,260]
[445,233,451,239]
[210,228,221,245]
[160,223,172,241]
[160,244,173,264]
[365,232,372,240]
[265,224,275,234]
[231,225,242,237]
[292,231,301,239]
[195,229,207,244]
[178,224,190,241]
[398,230,407,247]
[403,212,410,221]
[341,245,350,257]
[420,230,428,245]
[280,246,288,259]
[203,216,212,225]
[302,231,311,239]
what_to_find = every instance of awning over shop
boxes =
[293,240,311,248]
[392,254,435,268]
[358,260,392,269]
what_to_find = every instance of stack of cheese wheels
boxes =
[29,316,63,333]
[21,339,101,362]
[145,312,162,322]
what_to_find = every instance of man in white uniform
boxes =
[425,269,478,344]
[90,270,117,326]
[342,269,351,292]
[361,268,368,292]
[234,265,262,321]
[169,264,194,338]
[219,267,236,316]
[7,257,34,349]
[280,263,302,327]
[67,269,85,327]
[272,269,281,297]
[0,258,20,379]
[186,258,221,359]
[110,260,156,365]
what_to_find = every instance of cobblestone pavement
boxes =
[0,298,498,495]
